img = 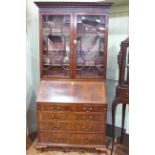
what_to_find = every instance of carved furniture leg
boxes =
[111,99,118,155]
[121,104,126,135]
[26,128,29,150]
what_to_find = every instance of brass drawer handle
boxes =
[82,116,93,120]
[83,107,93,112]
[52,126,60,130]
[82,126,92,131]
[84,140,89,143]
[54,107,61,111]
[83,107,87,111]
[84,138,92,143]
[53,138,64,142]
[89,116,93,120]
[51,106,55,110]
[89,107,93,111]
[51,106,61,111]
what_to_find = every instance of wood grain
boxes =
[37,80,107,104]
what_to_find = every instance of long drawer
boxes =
[38,111,105,122]
[39,131,105,145]
[37,104,106,113]
[38,121,105,132]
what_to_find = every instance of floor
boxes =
[26,134,128,155]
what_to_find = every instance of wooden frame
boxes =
[73,13,108,79]
[39,12,72,79]
[36,2,112,81]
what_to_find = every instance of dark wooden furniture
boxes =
[35,2,112,80]
[35,2,112,154]
[26,128,29,149]
[37,80,107,153]
[111,37,129,155]
[114,134,129,155]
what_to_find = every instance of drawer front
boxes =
[37,104,106,113]
[116,87,129,100]
[38,121,105,132]
[39,131,105,145]
[38,112,105,122]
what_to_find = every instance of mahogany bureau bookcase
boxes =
[35,2,112,154]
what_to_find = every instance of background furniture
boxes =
[26,128,29,150]
[35,2,112,154]
[111,37,129,155]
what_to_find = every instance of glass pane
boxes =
[76,15,105,78]
[42,15,70,77]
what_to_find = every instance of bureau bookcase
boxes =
[35,2,112,154]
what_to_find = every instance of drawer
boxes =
[74,105,106,113]
[116,87,129,100]
[38,112,105,122]
[37,104,106,113]
[38,131,105,145]
[38,121,105,132]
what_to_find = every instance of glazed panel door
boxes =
[40,12,107,79]
[74,14,106,79]
[41,14,72,78]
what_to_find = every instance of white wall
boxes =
[26,0,40,133]
[107,5,129,132]
[107,5,129,80]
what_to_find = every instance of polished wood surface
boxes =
[37,80,107,104]
[39,132,105,145]
[38,103,106,112]
[38,121,105,132]
[37,80,107,151]
[38,111,106,121]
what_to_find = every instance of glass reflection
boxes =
[42,15,70,77]
[76,15,105,78]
